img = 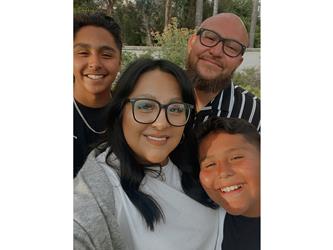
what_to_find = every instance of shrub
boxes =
[121,50,153,73]
[233,67,260,97]
[112,49,153,91]
[151,17,194,68]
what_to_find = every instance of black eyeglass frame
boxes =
[126,98,194,127]
[196,28,246,57]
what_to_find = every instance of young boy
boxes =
[73,13,122,177]
[195,117,260,250]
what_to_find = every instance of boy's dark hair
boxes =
[98,58,216,231]
[74,12,122,52]
[195,117,260,149]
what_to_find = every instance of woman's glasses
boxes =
[126,98,194,127]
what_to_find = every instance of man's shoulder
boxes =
[233,85,260,101]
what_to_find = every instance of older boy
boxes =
[195,117,260,250]
[73,13,122,177]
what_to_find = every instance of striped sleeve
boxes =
[231,86,261,131]
[193,83,260,132]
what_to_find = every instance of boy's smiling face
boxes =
[199,132,260,217]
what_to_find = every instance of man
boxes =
[73,13,122,177]
[195,117,260,250]
[186,13,260,131]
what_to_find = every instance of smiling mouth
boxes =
[146,135,168,142]
[221,184,243,193]
[85,74,105,80]
[200,57,223,68]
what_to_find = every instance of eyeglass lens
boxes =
[200,29,243,57]
[132,99,189,126]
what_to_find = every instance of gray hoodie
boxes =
[74,150,127,250]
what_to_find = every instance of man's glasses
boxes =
[196,28,246,57]
[126,98,194,127]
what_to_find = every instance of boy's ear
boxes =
[187,34,196,54]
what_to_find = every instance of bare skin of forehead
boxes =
[200,13,249,46]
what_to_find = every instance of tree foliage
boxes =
[233,67,260,97]
[152,17,194,68]
[74,0,260,47]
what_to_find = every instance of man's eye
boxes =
[204,35,217,42]
[225,45,239,52]
[206,36,216,41]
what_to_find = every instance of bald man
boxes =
[187,13,260,131]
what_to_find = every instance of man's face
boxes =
[187,16,247,91]
[73,25,121,100]
[199,132,260,217]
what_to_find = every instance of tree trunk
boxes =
[213,0,218,16]
[249,0,259,48]
[164,0,172,30]
[195,0,203,27]
[143,15,152,45]
[105,0,115,16]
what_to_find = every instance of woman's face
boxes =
[122,69,186,166]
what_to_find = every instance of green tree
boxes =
[74,0,98,13]
[74,0,260,47]
[217,0,260,47]
[112,1,146,45]
[173,0,196,28]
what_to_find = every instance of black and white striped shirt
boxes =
[193,82,261,131]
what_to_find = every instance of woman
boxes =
[74,58,225,250]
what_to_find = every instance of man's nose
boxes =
[208,41,224,57]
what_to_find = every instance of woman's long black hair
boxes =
[98,58,217,231]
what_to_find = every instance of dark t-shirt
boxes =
[73,100,108,177]
[222,213,260,250]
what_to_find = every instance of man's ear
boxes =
[237,56,244,68]
[187,34,196,54]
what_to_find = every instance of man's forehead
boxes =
[200,14,248,45]
[201,13,243,27]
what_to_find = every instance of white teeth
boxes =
[86,74,104,80]
[147,136,167,141]
[221,184,242,193]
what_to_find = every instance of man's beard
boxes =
[186,60,233,93]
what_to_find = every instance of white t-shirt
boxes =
[101,153,225,250]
